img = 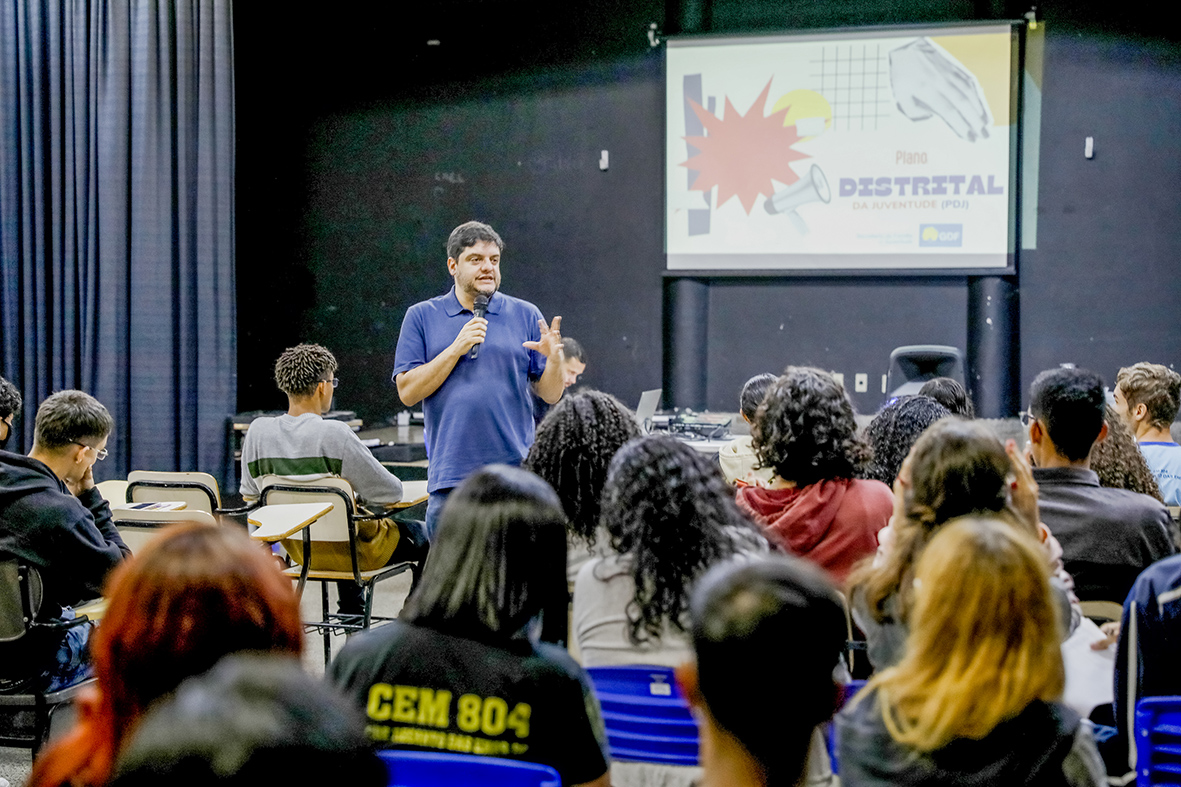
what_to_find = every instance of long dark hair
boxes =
[753,366,870,486]
[401,465,569,644]
[524,390,641,544]
[599,436,766,645]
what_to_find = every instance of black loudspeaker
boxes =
[886,345,964,400]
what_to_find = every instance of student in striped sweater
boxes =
[240,344,427,614]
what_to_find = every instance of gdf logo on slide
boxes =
[919,224,963,247]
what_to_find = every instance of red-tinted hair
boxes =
[30,522,303,787]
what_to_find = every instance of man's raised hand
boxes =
[524,316,564,360]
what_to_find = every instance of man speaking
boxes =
[393,221,565,534]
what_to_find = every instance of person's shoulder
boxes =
[494,291,542,316]
[335,619,413,664]
[533,640,593,683]
[1094,484,1169,519]
[851,478,895,498]
[1132,553,1181,596]
[848,478,896,512]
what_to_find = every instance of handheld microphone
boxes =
[469,293,490,360]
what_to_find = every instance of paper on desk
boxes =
[1061,615,1116,718]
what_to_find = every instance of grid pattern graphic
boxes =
[812,44,889,131]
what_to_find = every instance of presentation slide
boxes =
[666,25,1017,271]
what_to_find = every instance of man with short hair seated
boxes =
[1114,361,1181,505]
[676,555,846,787]
[239,344,427,615]
[1027,367,1175,602]
[0,390,130,691]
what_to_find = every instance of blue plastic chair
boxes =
[1135,696,1181,787]
[378,749,561,787]
[585,665,700,766]
[827,679,867,776]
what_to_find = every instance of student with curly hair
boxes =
[0,374,20,449]
[524,390,642,580]
[239,343,427,615]
[736,367,892,584]
[837,517,1105,787]
[1091,404,1164,503]
[573,435,767,667]
[862,395,951,486]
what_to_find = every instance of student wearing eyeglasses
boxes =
[0,389,130,692]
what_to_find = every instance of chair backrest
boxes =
[127,470,221,513]
[0,558,42,644]
[110,508,219,552]
[1080,599,1124,624]
[1134,696,1181,786]
[585,665,700,765]
[378,750,561,787]
[256,475,355,543]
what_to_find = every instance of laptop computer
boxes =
[635,389,662,433]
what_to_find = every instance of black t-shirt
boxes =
[329,620,610,786]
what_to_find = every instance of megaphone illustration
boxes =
[764,164,831,234]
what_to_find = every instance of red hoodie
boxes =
[736,478,892,585]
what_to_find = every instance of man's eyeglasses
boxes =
[72,441,108,460]
[322,377,339,389]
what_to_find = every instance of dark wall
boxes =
[296,61,666,418]
[235,2,1181,423]
[1019,35,1181,399]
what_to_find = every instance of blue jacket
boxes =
[1103,554,1181,784]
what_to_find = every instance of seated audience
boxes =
[1113,361,1181,504]
[1027,367,1174,601]
[862,395,951,485]
[1091,404,1165,503]
[837,517,1106,787]
[30,523,304,787]
[849,418,1077,669]
[329,466,611,787]
[238,343,426,615]
[574,435,767,667]
[524,390,642,581]
[533,336,588,423]
[917,376,975,418]
[0,374,20,449]
[1098,552,1181,783]
[736,366,892,584]
[718,372,777,487]
[677,555,846,787]
[0,390,129,692]
[110,654,384,787]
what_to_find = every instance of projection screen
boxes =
[666,23,1020,272]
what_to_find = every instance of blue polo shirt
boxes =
[393,288,546,492]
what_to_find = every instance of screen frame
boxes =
[664,20,1026,278]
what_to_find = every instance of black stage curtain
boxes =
[0,0,235,486]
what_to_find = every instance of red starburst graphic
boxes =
[681,79,810,214]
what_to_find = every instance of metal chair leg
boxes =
[321,581,332,665]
